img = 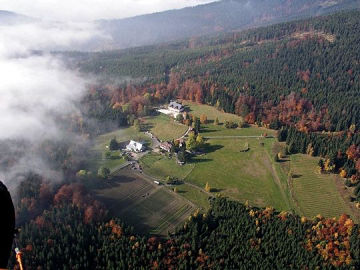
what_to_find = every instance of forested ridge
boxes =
[71,10,360,189]
[10,179,360,269]
[77,10,360,130]
[93,0,360,50]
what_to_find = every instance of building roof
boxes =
[169,101,184,110]
[160,142,172,151]
[126,140,144,152]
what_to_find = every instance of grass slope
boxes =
[143,114,188,141]
[185,137,291,210]
[290,154,356,219]
[183,101,243,123]
[94,126,150,151]
[89,170,194,235]
[140,153,194,181]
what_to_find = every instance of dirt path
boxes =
[177,126,192,140]
[183,181,215,198]
[110,161,132,176]
[263,150,296,212]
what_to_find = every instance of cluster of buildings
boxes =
[124,102,185,154]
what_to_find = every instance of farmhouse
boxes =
[126,140,145,152]
[160,142,172,152]
[168,101,184,113]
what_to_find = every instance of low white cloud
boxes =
[0,21,107,57]
[0,20,104,140]
[0,55,85,140]
[0,20,101,187]
[1,0,217,22]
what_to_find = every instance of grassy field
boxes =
[140,134,292,210]
[101,157,127,173]
[93,126,150,151]
[88,126,150,174]
[200,124,275,137]
[138,103,291,211]
[184,137,292,210]
[121,188,193,234]
[140,153,194,181]
[143,114,188,141]
[183,100,276,137]
[183,101,243,123]
[89,169,194,235]
[289,154,357,220]
[172,184,211,210]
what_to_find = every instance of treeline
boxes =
[282,126,360,201]
[10,195,360,269]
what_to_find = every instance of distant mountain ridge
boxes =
[0,10,33,25]
[1,0,359,50]
[97,0,360,50]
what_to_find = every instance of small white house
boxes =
[126,140,145,152]
[168,101,184,113]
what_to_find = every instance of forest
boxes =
[10,177,360,269]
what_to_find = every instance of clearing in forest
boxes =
[289,154,357,221]
[182,101,243,123]
[89,169,194,235]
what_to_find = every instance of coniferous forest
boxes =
[10,177,360,269]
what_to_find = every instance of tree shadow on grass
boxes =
[140,123,154,132]
[203,144,224,154]
[200,127,217,133]
[211,188,224,193]
[188,158,213,164]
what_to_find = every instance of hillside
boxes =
[71,10,360,213]
[96,0,360,49]
[78,10,360,130]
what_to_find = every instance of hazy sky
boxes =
[1,0,216,21]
